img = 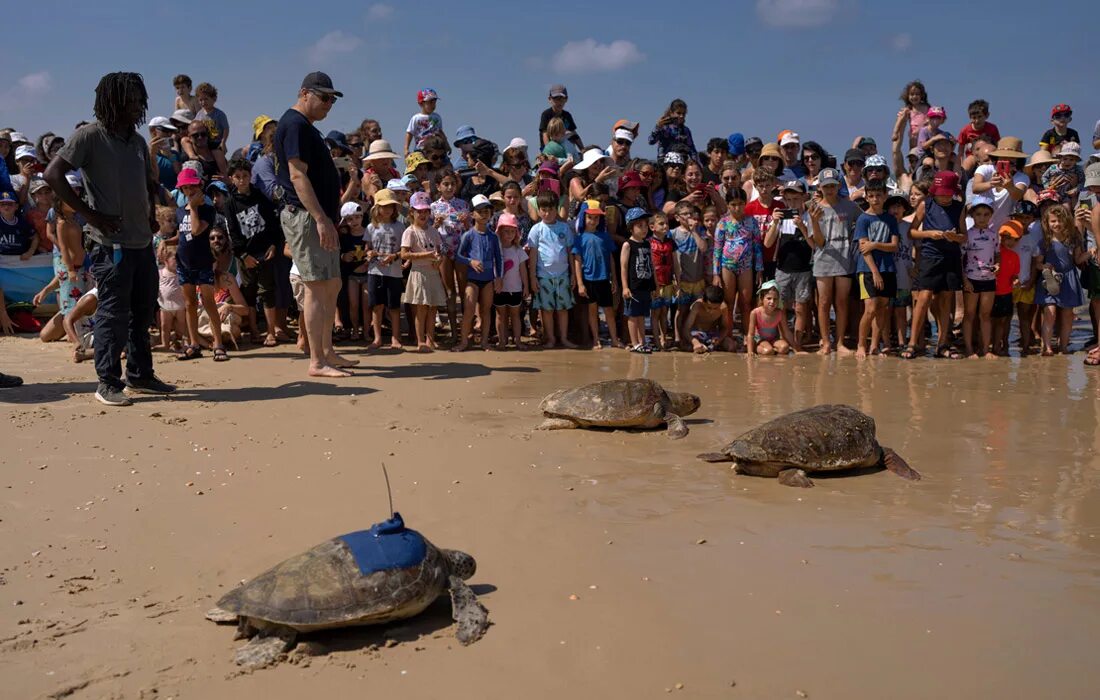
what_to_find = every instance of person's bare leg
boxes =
[182,284,202,348]
[322,278,357,367]
[454,284,477,351]
[199,285,225,356]
[557,310,576,348]
[737,271,754,336]
[388,308,402,348]
[816,278,834,354]
[477,285,493,350]
[303,279,349,376]
[1058,308,1075,354]
[440,258,457,334]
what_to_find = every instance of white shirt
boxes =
[1016,221,1043,285]
[965,165,1028,230]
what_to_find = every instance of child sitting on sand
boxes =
[748,280,794,356]
[682,285,736,353]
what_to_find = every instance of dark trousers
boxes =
[89,242,157,389]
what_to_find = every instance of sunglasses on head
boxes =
[311,91,337,104]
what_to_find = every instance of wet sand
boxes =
[2,335,1099,699]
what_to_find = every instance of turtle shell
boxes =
[726,404,881,472]
[540,379,668,427]
[216,515,448,632]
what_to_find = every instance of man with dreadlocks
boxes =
[46,71,176,406]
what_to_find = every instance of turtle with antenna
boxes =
[205,463,488,668]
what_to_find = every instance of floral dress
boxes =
[430,197,470,259]
[712,215,762,276]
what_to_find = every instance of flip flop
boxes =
[630,344,652,354]
[935,346,961,360]
[900,346,918,360]
[1084,349,1100,367]
[263,336,278,347]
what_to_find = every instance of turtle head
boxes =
[442,549,477,580]
[668,391,701,417]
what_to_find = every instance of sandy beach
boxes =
[2,336,1100,699]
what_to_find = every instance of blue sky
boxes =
[2,0,1096,162]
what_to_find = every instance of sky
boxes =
[2,0,1097,162]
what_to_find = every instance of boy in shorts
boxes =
[527,191,576,347]
[671,202,710,348]
[648,212,677,349]
[855,182,900,358]
[992,221,1022,355]
[683,285,737,353]
[572,200,622,349]
[763,180,815,351]
[620,208,656,353]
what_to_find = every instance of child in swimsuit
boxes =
[748,280,795,355]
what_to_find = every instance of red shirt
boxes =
[650,235,676,286]
[995,245,1019,295]
[745,197,778,263]
[957,122,1001,155]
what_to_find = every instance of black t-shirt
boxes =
[776,217,814,273]
[1039,127,1080,150]
[539,108,578,142]
[274,109,341,224]
[625,237,655,292]
[176,203,216,270]
[458,174,499,202]
[223,188,282,259]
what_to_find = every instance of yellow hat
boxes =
[252,115,276,141]
[405,151,429,172]
[370,189,399,216]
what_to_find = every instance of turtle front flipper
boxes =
[778,468,814,488]
[448,575,489,645]
[536,418,578,431]
[664,412,688,440]
[234,627,296,668]
[697,452,732,463]
[204,606,238,624]
[882,447,921,481]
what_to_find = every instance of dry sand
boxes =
[2,336,1100,699]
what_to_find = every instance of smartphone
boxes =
[333,156,351,170]
[779,208,798,220]
[996,159,1011,180]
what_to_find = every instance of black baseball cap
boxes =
[301,71,343,98]
[844,148,866,164]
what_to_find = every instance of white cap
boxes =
[340,201,364,218]
[386,178,409,192]
[612,128,634,143]
[574,148,607,171]
[8,131,29,145]
[470,194,492,209]
[149,116,178,131]
[15,145,37,161]
[506,137,528,151]
[170,109,194,125]
[29,178,51,193]
[780,132,800,146]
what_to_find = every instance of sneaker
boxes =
[95,383,133,407]
[125,375,177,395]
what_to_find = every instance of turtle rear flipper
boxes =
[778,468,814,488]
[448,575,489,645]
[697,452,732,463]
[537,418,577,431]
[664,413,688,440]
[235,628,296,668]
[882,448,921,481]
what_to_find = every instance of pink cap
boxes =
[926,105,947,120]
[496,212,519,230]
[176,168,202,188]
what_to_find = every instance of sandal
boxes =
[630,344,653,354]
[213,347,230,362]
[263,335,278,348]
[900,346,918,360]
[176,345,203,361]
[934,346,961,360]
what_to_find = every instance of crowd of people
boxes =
[1,72,1099,399]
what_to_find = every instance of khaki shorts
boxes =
[1012,285,1035,305]
[281,206,340,282]
[290,273,306,309]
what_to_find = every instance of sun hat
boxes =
[1085,163,1100,188]
[759,143,783,160]
[170,109,194,126]
[370,189,399,213]
[15,145,37,161]
[582,199,605,216]
[617,170,645,191]
[1023,150,1056,178]
[574,148,606,171]
[497,212,519,230]
[625,207,650,224]
[1050,103,1072,117]
[302,71,342,97]
[989,137,1027,160]
[757,279,779,296]
[779,131,800,147]
[929,171,960,197]
[863,154,889,171]
[251,115,275,140]
[543,141,567,159]
[727,132,746,157]
[926,106,947,120]
[405,151,429,172]
[489,191,506,210]
[505,137,528,152]
[781,179,807,193]
[967,193,994,212]
[8,132,30,146]
[470,194,493,210]
[363,139,399,161]
[1057,142,1081,160]
[324,130,353,155]
[175,168,202,188]
[453,124,476,147]
[662,151,686,166]
[409,191,432,210]
[148,116,177,132]
[340,201,364,218]
[818,167,841,186]
[998,220,1025,239]
[28,178,51,194]
[416,88,439,103]
[386,178,409,193]
[0,191,16,204]
[612,128,635,144]
[1012,200,1038,218]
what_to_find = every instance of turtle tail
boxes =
[882,447,921,481]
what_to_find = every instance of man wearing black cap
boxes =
[275,71,356,378]
[539,84,584,152]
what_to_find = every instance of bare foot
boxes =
[836,345,854,357]
[389,341,403,350]
[611,340,626,349]
[417,343,433,353]
[855,347,867,359]
[480,344,491,352]
[818,344,832,355]
[560,339,578,349]
[983,352,998,360]
[327,353,360,368]
[591,341,602,350]
[309,365,352,378]
[541,337,556,347]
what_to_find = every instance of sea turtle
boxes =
[205,513,489,668]
[536,378,701,439]
[697,404,921,487]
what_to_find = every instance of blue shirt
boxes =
[854,212,898,274]
[526,221,575,278]
[571,230,614,281]
[0,213,34,255]
[455,228,503,282]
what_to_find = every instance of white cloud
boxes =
[890,32,913,52]
[0,71,53,112]
[366,3,394,20]
[306,30,362,65]
[756,0,840,28]
[550,39,645,74]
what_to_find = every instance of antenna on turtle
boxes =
[381,462,394,518]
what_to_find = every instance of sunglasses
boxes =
[846,160,865,167]
[803,153,821,161]
[614,139,631,146]
[311,91,338,104]
[1052,111,1071,119]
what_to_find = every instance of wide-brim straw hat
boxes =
[1023,150,1056,178]
[989,137,1028,160]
